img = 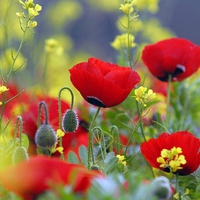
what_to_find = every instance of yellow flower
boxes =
[134,86,156,107]
[116,154,126,166]
[130,0,138,6]
[35,4,42,12]
[119,0,137,14]
[49,129,65,154]
[0,86,9,94]
[119,3,134,14]
[44,38,64,55]
[28,7,39,19]
[18,0,42,19]
[49,145,64,154]
[19,0,34,10]
[111,33,136,50]
[157,147,187,173]
[56,129,65,138]
[137,0,159,13]
[28,21,37,28]
[174,188,189,199]
[16,12,25,18]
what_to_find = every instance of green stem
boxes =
[135,101,155,178]
[0,19,30,130]
[175,174,180,200]
[37,101,49,127]
[13,116,23,147]
[136,101,146,141]
[88,106,101,170]
[127,13,132,68]
[110,125,119,153]
[165,75,172,129]
[58,87,74,159]
[42,53,50,83]
[124,120,140,156]
[36,101,50,155]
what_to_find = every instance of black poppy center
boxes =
[157,64,186,81]
[87,96,106,108]
[163,166,182,175]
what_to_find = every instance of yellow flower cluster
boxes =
[116,154,126,166]
[157,147,187,173]
[16,0,42,28]
[111,0,138,52]
[0,86,9,105]
[137,0,160,13]
[119,0,137,14]
[111,33,136,50]
[134,86,156,107]
[49,129,65,154]
[0,86,9,95]
[174,188,189,200]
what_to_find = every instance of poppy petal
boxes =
[70,57,141,107]
[142,38,200,81]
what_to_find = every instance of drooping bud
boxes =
[150,176,173,200]
[62,109,79,133]
[35,124,57,148]
[12,146,29,164]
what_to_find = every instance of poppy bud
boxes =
[12,147,29,164]
[91,165,99,171]
[62,109,79,133]
[150,176,173,200]
[35,124,57,148]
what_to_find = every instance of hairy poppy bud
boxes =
[91,165,99,171]
[12,146,28,164]
[35,124,57,148]
[151,176,173,200]
[62,109,79,133]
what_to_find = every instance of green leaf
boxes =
[5,139,15,153]
[78,145,88,166]
[103,152,118,174]
[104,152,116,163]
[67,151,79,164]
[21,134,29,150]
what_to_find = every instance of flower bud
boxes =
[62,109,79,133]
[35,124,57,148]
[150,176,173,200]
[91,165,99,170]
[12,147,29,164]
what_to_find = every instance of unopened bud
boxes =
[91,165,99,170]
[151,176,173,200]
[62,109,79,133]
[12,147,29,164]
[35,124,57,148]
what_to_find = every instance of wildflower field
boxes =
[0,0,200,200]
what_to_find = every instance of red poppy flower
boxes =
[69,57,141,108]
[142,38,200,82]
[140,131,200,175]
[0,156,103,200]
